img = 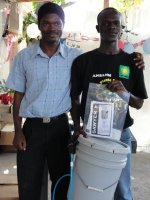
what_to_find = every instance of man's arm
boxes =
[129,93,144,109]
[70,95,87,140]
[107,80,144,109]
[13,91,26,150]
[71,95,81,132]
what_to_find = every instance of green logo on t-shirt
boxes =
[119,65,130,79]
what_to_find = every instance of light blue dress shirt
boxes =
[6,42,81,118]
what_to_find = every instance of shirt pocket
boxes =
[25,58,49,91]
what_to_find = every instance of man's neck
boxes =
[40,40,60,57]
[98,41,120,55]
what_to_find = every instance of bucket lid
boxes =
[78,136,130,154]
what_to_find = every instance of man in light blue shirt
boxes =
[6,2,80,200]
[7,40,80,118]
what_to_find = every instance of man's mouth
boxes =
[109,32,117,36]
[45,32,58,37]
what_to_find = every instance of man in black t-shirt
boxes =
[71,7,148,200]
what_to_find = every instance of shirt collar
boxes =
[58,42,67,58]
[30,41,67,59]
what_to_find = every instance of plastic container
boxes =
[72,136,130,200]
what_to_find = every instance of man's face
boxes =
[97,12,121,42]
[39,13,63,44]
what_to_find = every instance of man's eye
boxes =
[43,22,48,26]
[101,21,109,26]
[114,21,120,25]
[55,22,61,26]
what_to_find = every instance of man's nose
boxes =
[108,22,116,29]
[48,23,56,30]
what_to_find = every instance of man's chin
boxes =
[45,38,60,44]
[108,38,118,43]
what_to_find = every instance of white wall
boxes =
[0,1,10,81]
[123,0,150,152]
[130,47,150,152]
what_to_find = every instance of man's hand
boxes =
[68,127,87,154]
[133,52,145,69]
[107,80,127,93]
[13,130,26,151]
[72,127,87,142]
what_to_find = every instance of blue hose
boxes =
[52,154,75,200]
[68,154,74,200]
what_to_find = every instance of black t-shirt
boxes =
[71,49,148,129]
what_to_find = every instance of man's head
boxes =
[37,2,65,44]
[96,7,122,43]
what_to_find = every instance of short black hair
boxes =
[97,7,121,24]
[37,1,65,24]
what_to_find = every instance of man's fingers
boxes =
[135,62,145,69]
[134,61,145,69]
[14,140,26,151]
[133,52,145,69]
[81,130,88,138]
[20,141,26,151]
[107,82,122,91]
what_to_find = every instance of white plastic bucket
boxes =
[72,136,130,200]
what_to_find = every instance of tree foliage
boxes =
[32,0,65,12]
[111,0,144,39]
[111,0,144,13]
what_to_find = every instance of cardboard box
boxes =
[0,146,16,153]
[0,113,13,124]
[0,104,11,114]
[0,122,6,130]
[0,124,14,145]
[0,185,18,200]
[0,105,13,132]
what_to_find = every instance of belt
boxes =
[27,113,66,123]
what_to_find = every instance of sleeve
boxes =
[70,56,83,98]
[6,51,26,93]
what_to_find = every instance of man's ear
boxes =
[38,23,40,31]
[96,25,100,33]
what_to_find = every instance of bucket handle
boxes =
[75,169,118,193]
